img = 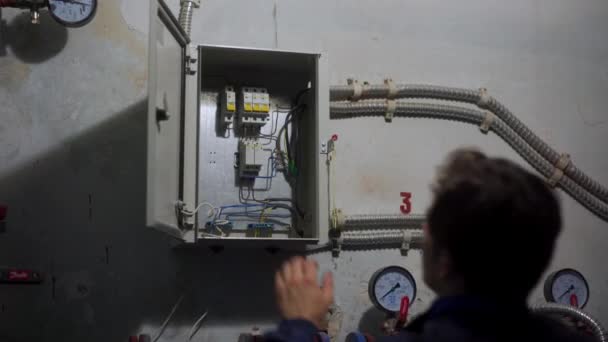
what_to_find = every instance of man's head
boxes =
[422,148,562,300]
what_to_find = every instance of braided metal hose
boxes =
[340,229,424,247]
[342,214,425,230]
[532,303,607,342]
[330,101,608,222]
[330,84,608,205]
[178,0,196,37]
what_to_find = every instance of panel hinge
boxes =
[185,45,198,76]
[175,201,194,230]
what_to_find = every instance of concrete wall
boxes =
[1,0,607,341]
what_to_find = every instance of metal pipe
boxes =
[330,101,608,222]
[532,303,607,342]
[341,214,425,230]
[178,0,199,37]
[330,83,608,205]
[340,229,423,248]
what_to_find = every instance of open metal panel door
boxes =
[146,0,194,239]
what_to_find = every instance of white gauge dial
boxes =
[544,269,589,308]
[369,266,416,313]
[48,0,97,27]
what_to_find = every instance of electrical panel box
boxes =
[147,0,329,247]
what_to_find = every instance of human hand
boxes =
[275,257,334,329]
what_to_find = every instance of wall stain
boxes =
[92,0,145,58]
[358,174,390,195]
[128,69,148,92]
[0,60,32,86]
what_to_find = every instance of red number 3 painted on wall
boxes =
[400,192,412,214]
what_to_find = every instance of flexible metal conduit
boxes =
[532,303,607,342]
[330,84,608,205]
[178,0,196,37]
[330,101,608,222]
[341,214,425,230]
[340,229,424,247]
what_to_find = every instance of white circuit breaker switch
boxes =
[220,86,236,126]
[243,87,254,112]
[238,141,263,177]
[239,87,270,128]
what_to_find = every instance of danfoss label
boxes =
[8,271,30,280]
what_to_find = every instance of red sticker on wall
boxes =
[400,192,412,214]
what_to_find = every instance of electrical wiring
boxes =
[247,183,301,218]
[259,108,288,145]
[227,88,310,237]
[182,201,218,218]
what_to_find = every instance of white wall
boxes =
[1,0,607,340]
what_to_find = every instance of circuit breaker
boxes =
[146,0,329,245]
[239,87,270,128]
[220,86,236,127]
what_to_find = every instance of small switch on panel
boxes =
[220,86,236,127]
[243,87,254,112]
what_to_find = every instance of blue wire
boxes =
[219,204,264,209]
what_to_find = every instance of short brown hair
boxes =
[427,148,562,298]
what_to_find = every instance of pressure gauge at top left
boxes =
[48,0,97,27]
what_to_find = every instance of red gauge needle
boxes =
[570,294,579,307]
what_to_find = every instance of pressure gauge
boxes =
[48,0,97,27]
[544,268,589,309]
[369,266,416,314]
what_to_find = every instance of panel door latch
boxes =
[156,93,171,122]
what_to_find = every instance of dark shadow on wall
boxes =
[357,306,388,337]
[0,9,68,63]
[0,100,295,341]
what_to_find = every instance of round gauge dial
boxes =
[48,0,97,27]
[369,266,416,314]
[544,268,589,308]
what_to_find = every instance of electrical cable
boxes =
[182,201,218,218]
[153,294,185,342]
[330,83,608,205]
[330,100,608,221]
[187,311,208,341]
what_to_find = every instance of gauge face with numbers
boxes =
[544,268,589,308]
[48,0,97,27]
[369,266,417,313]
